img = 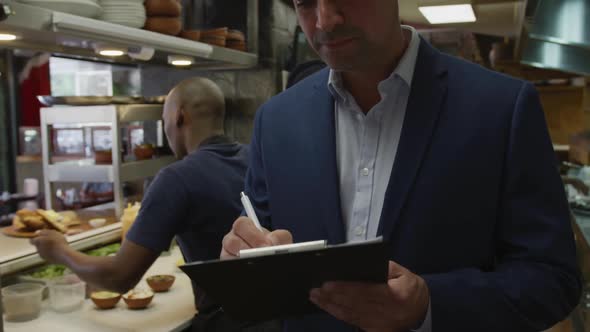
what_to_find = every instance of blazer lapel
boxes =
[378,40,449,240]
[300,69,346,244]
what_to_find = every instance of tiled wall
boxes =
[141,0,298,144]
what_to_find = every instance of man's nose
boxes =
[315,0,344,32]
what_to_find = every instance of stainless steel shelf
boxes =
[46,160,114,182]
[120,156,176,181]
[46,156,176,182]
[42,104,164,125]
[0,2,258,69]
[41,105,174,216]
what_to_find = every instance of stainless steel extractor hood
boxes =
[520,0,590,75]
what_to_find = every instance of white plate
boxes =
[18,0,103,18]
[101,18,146,28]
[101,12,146,18]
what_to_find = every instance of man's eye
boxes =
[295,0,313,7]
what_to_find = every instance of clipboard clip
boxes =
[238,240,327,258]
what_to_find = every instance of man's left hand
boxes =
[309,261,429,332]
[30,229,70,264]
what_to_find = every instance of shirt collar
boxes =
[328,25,420,101]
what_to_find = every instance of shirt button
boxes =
[361,168,370,176]
[355,225,365,236]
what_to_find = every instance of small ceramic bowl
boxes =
[94,150,112,165]
[122,289,154,309]
[133,145,155,160]
[90,291,121,309]
[146,275,175,292]
[88,218,106,228]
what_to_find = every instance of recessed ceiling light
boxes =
[168,55,194,67]
[99,49,125,57]
[171,60,192,66]
[0,33,17,41]
[94,45,127,57]
[418,4,476,24]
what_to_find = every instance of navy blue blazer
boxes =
[244,39,581,331]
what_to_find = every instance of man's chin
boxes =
[319,53,362,72]
[322,60,358,72]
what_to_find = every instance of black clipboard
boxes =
[179,238,388,322]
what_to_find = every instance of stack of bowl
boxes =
[143,0,182,36]
[99,0,146,29]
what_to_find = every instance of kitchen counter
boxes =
[4,246,196,332]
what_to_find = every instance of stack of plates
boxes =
[17,0,103,18]
[99,0,146,29]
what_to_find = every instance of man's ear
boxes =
[176,108,185,128]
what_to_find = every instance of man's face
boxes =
[162,96,184,158]
[294,0,399,72]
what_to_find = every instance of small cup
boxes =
[48,275,85,313]
[146,275,175,292]
[122,289,154,310]
[90,291,121,310]
[88,218,106,228]
[2,283,45,322]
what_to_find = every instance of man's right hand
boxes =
[220,216,293,259]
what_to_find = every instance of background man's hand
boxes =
[220,216,293,259]
[309,261,430,332]
[30,229,70,264]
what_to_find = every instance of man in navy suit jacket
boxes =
[221,0,581,331]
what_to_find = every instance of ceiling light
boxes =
[0,33,17,41]
[168,55,194,67]
[418,4,476,24]
[94,45,127,57]
[99,49,125,57]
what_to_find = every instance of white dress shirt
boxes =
[328,25,432,332]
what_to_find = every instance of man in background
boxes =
[32,77,277,332]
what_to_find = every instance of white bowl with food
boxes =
[88,218,107,228]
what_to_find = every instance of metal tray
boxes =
[37,96,166,106]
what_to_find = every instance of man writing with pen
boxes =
[219,0,581,331]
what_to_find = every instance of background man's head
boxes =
[163,77,225,158]
[293,0,402,73]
